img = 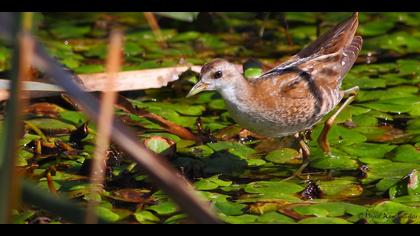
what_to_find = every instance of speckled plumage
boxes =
[188,13,363,138]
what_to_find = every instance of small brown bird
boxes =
[187,13,362,169]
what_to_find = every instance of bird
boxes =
[186,13,363,174]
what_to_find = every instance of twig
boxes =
[281,13,293,46]
[0,13,34,223]
[116,95,200,142]
[85,30,123,224]
[144,12,168,48]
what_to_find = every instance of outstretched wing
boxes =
[254,13,362,116]
[259,13,362,92]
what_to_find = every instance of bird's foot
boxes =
[283,160,311,181]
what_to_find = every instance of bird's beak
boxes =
[186,81,209,97]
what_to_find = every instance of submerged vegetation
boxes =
[0,12,420,224]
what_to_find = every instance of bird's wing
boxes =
[255,13,362,104]
[260,12,360,79]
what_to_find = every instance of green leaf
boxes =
[214,201,246,216]
[310,153,359,171]
[298,217,352,224]
[317,178,363,198]
[26,118,76,133]
[358,20,394,36]
[393,145,420,164]
[294,202,366,218]
[219,214,258,224]
[96,206,120,222]
[74,64,105,74]
[265,148,301,164]
[339,143,397,159]
[50,25,91,39]
[194,175,232,191]
[147,201,178,216]
[243,180,304,202]
[256,211,296,224]
[207,141,256,159]
[144,136,173,154]
[134,210,160,224]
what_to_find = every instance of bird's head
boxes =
[186,59,243,97]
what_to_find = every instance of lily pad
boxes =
[339,143,397,159]
[265,148,301,164]
[393,145,420,164]
[298,217,352,224]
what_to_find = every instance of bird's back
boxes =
[239,13,363,136]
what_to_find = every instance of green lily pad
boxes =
[207,141,256,159]
[194,175,232,191]
[219,214,258,224]
[298,217,352,224]
[147,201,178,216]
[293,202,366,218]
[96,206,120,222]
[317,178,363,198]
[310,153,359,171]
[310,125,367,147]
[265,148,301,164]
[393,145,420,164]
[358,20,394,36]
[13,210,36,224]
[360,158,420,187]
[144,136,173,154]
[339,143,397,159]
[26,118,76,134]
[203,151,247,177]
[50,25,91,39]
[74,64,105,74]
[256,211,296,224]
[134,210,160,224]
[363,201,420,224]
[243,180,304,202]
[169,31,201,42]
[214,201,246,216]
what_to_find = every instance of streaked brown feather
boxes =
[249,12,362,118]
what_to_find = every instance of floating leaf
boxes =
[144,136,174,154]
[310,153,359,171]
[219,214,258,224]
[50,25,91,39]
[265,148,301,164]
[134,210,160,224]
[256,211,296,224]
[339,143,397,159]
[293,202,366,218]
[96,206,120,222]
[147,201,178,216]
[298,217,352,224]
[358,20,394,36]
[26,118,76,134]
[244,180,304,201]
[194,175,232,191]
[393,145,420,164]
[317,178,364,198]
[214,201,246,216]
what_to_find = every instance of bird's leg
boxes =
[318,86,359,154]
[284,132,311,180]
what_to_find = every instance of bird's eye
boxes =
[213,71,223,79]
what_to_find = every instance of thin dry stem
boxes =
[85,29,123,224]
[0,27,34,223]
[144,12,168,48]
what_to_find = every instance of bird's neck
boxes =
[218,76,251,106]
